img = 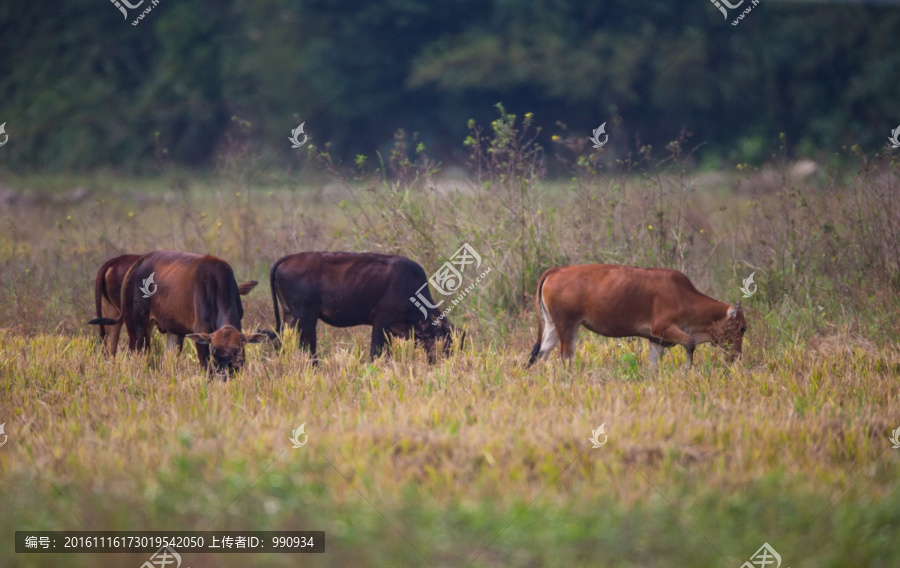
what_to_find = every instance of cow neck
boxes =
[686,292,729,329]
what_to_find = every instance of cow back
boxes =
[126,251,244,335]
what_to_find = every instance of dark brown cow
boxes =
[527,264,747,368]
[269,252,458,364]
[88,251,266,375]
[92,254,258,358]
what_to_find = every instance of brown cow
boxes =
[526,264,747,368]
[92,253,258,357]
[269,252,458,364]
[94,254,141,356]
[88,251,266,375]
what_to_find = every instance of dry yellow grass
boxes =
[3,327,897,506]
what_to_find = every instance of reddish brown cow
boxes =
[270,252,458,364]
[88,251,266,375]
[527,264,747,368]
[93,253,258,358]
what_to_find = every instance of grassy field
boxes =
[2,147,900,566]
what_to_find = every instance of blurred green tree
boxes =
[0,0,897,172]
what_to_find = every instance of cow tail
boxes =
[269,257,284,334]
[119,254,145,329]
[527,271,550,366]
[93,259,110,336]
[87,258,127,326]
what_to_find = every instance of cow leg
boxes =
[291,313,319,366]
[683,344,696,369]
[167,333,184,353]
[129,313,151,353]
[101,296,121,356]
[98,301,110,354]
[273,306,296,352]
[649,323,694,368]
[300,322,318,366]
[648,340,666,368]
[556,321,580,365]
[97,324,107,351]
[369,321,390,361]
[134,327,151,352]
[107,322,123,357]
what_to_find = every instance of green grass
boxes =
[4,468,900,567]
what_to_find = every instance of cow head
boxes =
[414,316,459,362]
[434,316,459,356]
[186,325,268,375]
[710,303,747,361]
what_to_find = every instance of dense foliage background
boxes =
[1,0,899,172]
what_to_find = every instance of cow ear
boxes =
[237,281,258,295]
[244,332,269,344]
[727,305,739,319]
[187,333,212,344]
